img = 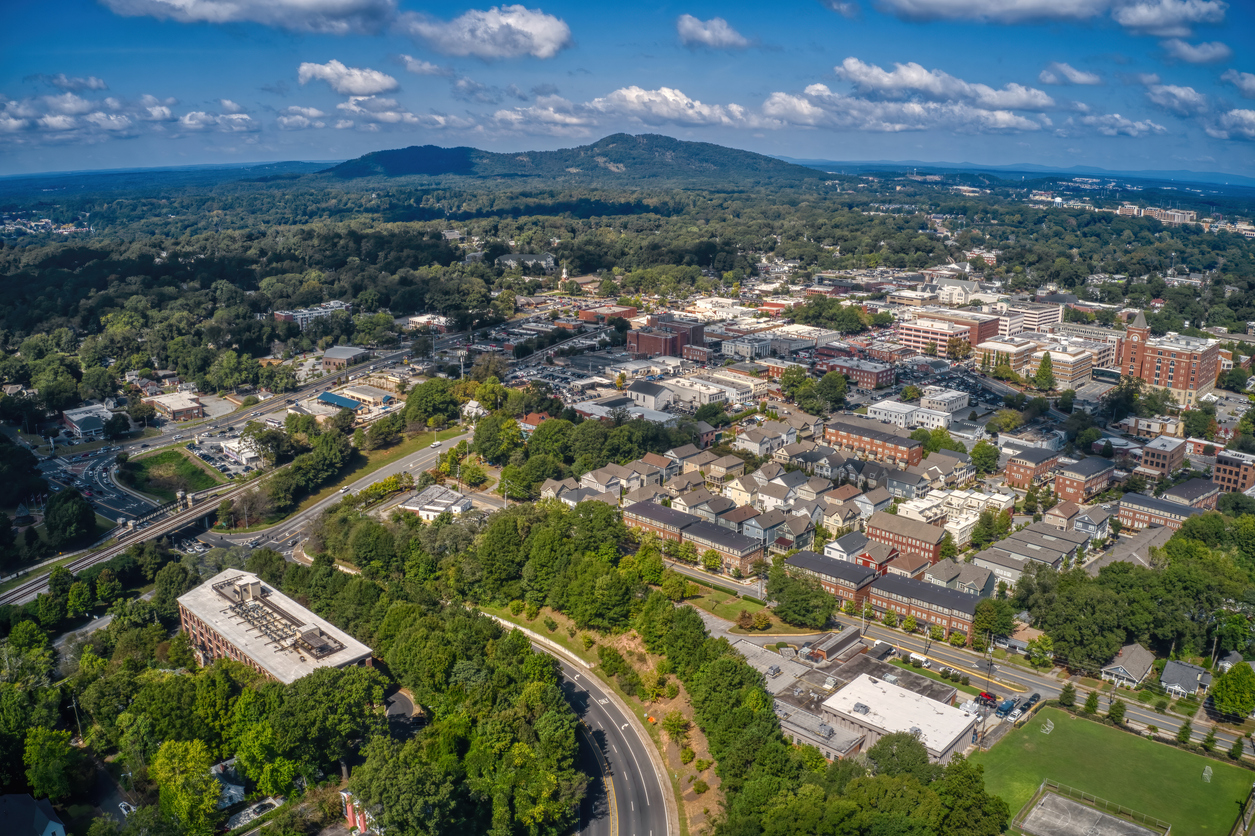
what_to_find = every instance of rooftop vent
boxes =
[818,724,834,739]
[909,726,922,738]
[852,703,871,715]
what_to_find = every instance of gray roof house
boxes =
[1101,643,1155,688]
[1160,660,1212,698]
[0,794,65,836]
[1219,650,1246,673]
[853,486,893,519]
[924,558,995,598]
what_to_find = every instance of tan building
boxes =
[895,317,971,358]
[975,336,1037,375]
[144,392,205,421]
[1031,346,1093,389]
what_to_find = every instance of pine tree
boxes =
[1035,351,1055,391]
[1083,690,1099,714]
[1177,719,1193,744]
[1059,683,1076,707]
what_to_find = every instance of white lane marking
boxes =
[613,745,618,753]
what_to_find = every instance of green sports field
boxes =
[971,708,1251,836]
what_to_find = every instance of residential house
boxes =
[725,475,759,507]
[734,427,789,457]
[1218,650,1246,673]
[693,420,717,449]
[681,450,719,473]
[1101,643,1155,688]
[887,469,931,500]
[886,553,931,580]
[773,515,816,553]
[1161,660,1212,698]
[1,794,65,836]
[755,482,795,513]
[826,484,862,504]
[641,452,679,482]
[1074,506,1111,542]
[1054,457,1116,503]
[797,476,835,502]
[924,559,995,598]
[704,455,747,492]
[540,478,579,500]
[854,487,894,519]
[744,509,788,545]
[1044,501,1080,530]
[517,412,549,437]
[822,499,862,534]
[581,463,628,495]
[665,471,707,497]
[673,488,716,517]
[825,531,870,563]
[623,484,669,506]
[718,504,760,535]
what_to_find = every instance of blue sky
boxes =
[2,0,1253,176]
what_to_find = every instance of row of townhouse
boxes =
[623,500,766,574]
[1115,479,1218,533]
[1005,451,1118,504]
[822,420,924,468]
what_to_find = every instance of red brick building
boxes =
[1213,450,1255,494]
[866,511,947,563]
[865,574,979,641]
[814,357,895,389]
[1004,448,1061,489]
[823,421,924,467]
[1117,493,1207,533]
[1160,477,1219,510]
[578,304,637,323]
[683,344,713,363]
[623,500,699,542]
[626,328,682,358]
[1120,310,1220,407]
[784,550,876,608]
[1054,457,1116,503]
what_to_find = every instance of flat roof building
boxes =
[821,673,977,764]
[178,570,373,685]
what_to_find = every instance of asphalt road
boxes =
[553,657,669,836]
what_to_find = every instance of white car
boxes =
[430,441,442,448]
[1008,708,1024,722]
[119,802,136,818]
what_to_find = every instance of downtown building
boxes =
[823,420,924,468]
[1120,310,1220,406]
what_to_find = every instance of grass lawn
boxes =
[120,448,223,502]
[971,707,1251,836]
[689,585,763,621]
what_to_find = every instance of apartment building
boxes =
[1003,302,1063,332]
[912,309,1002,347]
[1120,311,1219,405]
[1031,346,1093,388]
[623,501,699,543]
[178,571,373,685]
[1117,493,1207,533]
[783,550,877,608]
[1004,447,1061,489]
[1054,457,1116,503]
[1137,435,1186,479]
[1214,450,1255,494]
[823,421,924,468]
[815,357,895,389]
[1160,477,1219,510]
[274,300,351,330]
[682,520,765,576]
[865,575,981,641]
[920,387,969,413]
[975,336,1037,375]
[865,511,947,563]
[867,400,918,428]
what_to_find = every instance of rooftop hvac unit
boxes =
[818,724,834,739]
[852,703,870,715]
[883,673,899,684]
[767,664,782,677]
[909,726,922,738]
[823,677,836,690]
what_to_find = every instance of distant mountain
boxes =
[324,133,825,183]
[774,155,1255,189]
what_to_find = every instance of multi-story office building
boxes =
[1138,435,1186,479]
[1002,302,1063,332]
[1120,311,1219,406]
[815,357,895,389]
[911,309,1002,347]
[867,400,919,428]
[178,571,373,685]
[823,421,923,467]
[920,387,969,413]
[1031,346,1093,388]
[1213,450,1255,494]
[975,336,1037,375]
[895,317,972,358]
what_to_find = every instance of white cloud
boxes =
[1146,83,1208,114]
[590,86,754,127]
[177,111,218,131]
[874,0,1105,23]
[219,99,245,113]
[1111,0,1227,37]
[335,119,355,129]
[820,0,860,18]
[676,15,750,49]
[335,95,419,124]
[398,5,573,60]
[30,73,109,91]
[284,105,326,118]
[1221,69,1255,98]
[1077,112,1167,136]
[1161,39,1232,63]
[400,55,454,76]
[42,93,97,116]
[298,60,399,96]
[762,83,1042,132]
[1135,72,1163,85]
[277,105,327,130]
[1038,62,1100,85]
[835,57,1055,109]
[83,112,133,131]
[451,76,526,104]
[99,0,396,34]
[492,95,597,135]
[177,110,258,132]
[1205,109,1255,139]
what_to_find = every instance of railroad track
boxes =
[0,483,248,607]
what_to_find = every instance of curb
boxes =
[482,613,681,836]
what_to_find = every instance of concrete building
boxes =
[340,385,395,407]
[1002,301,1063,332]
[821,674,977,764]
[1031,346,1093,389]
[662,377,727,407]
[400,485,473,520]
[625,380,673,411]
[920,387,969,413]
[178,571,373,685]
[1120,311,1219,406]
[975,336,1037,376]
[321,346,371,371]
[274,300,351,330]
[61,404,114,439]
[895,317,972,358]
[867,400,918,428]
[144,392,205,421]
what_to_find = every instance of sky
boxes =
[2,0,1254,177]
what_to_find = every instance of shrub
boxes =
[525,603,540,620]
[665,683,679,700]
[960,675,970,686]
[581,634,595,650]
[542,617,558,632]
[736,610,754,629]
[509,600,524,615]
[679,747,695,764]
[694,759,711,772]
[1154,698,1169,713]
[910,658,922,668]
[693,779,709,794]
[751,611,771,630]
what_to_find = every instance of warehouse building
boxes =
[821,674,978,764]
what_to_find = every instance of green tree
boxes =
[1229,737,1244,760]
[902,615,917,633]
[661,711,690,744]
[1203,726,1217,752]
[767,566,835,629]
[151,739,221,835]
[95,568,122,603]
[901,385,922,401]
[1108,699,1126,725]
[660,570,688,601]
[44,489,96,548]
[1211,662,1255,717]
[66,581,94,618]
[867,731,940,784]
[936,755,1010,836]
[971,440,999,474]
[1177,719,1193,744]
[1034,352,1055,390]
[25,727,76,800]
[1026,634,1054,667]
[815,371,848,410]
[1083,690,1099,714]
[1058,683,1076,707]
[939,530,958,560]
[701,549,722,572]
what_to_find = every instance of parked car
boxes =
[976,691,998,707]
[995,698,1018,718]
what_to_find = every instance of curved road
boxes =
[554,657,670,836]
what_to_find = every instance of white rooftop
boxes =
[869,400,918,415]
[822,673,977,758]
[178,570,372,685]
